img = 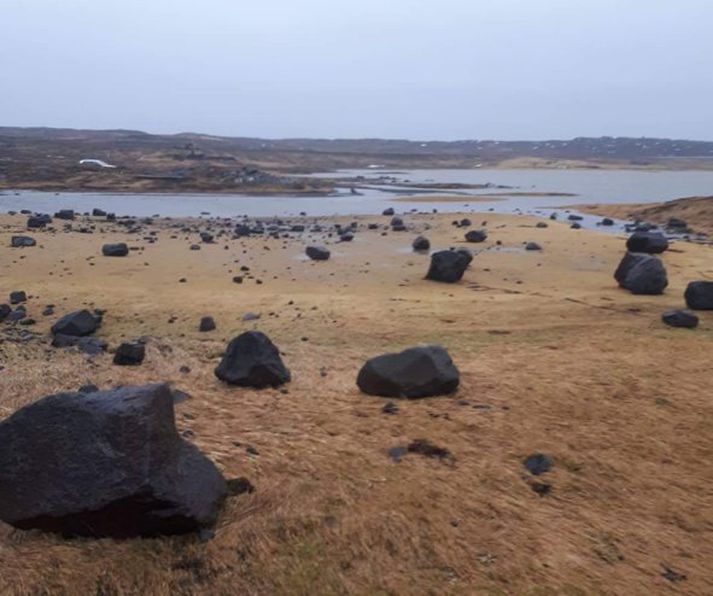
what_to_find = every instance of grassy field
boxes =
[1,211,712,594]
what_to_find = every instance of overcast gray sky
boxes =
[2,0,712,140]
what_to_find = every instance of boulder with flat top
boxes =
[0,383,227,538]
[357,345,460,399]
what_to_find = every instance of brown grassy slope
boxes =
[574,196,713,235]
[1,213,713,595]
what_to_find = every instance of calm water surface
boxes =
[2,169,712,224]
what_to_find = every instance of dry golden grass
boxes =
[1,212,713,594]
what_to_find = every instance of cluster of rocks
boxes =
[614,229,711,329]
[614,231,671,296]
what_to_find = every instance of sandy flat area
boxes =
[1,210,712,594]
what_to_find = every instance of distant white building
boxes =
[79,159,117,169]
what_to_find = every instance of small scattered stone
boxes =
[662,309,698,329]
[523,453,553,476]
[226,477,255,496]
[199,316,216,332]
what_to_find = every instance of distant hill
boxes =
[3,126,713,160]
[3,127,713,191]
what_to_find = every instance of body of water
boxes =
[2,169,712,223]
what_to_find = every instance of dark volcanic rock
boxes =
[622,256,668,295]
[525,242,542,251]
[412,236,430,251]
[54,209,75,221]
[306,246,330,261]
[523,453,553,476]
[614,252,650,287]
[455,247,474,265]
[199,316,216,332]
[113,342,146,366]
[10,236,36,248]
[426,250,470,283]
[215,331,291,388]
[662,309,699,329]
[356,345,460,399]
[684,281,713,310]
[52,334,108,355]
[0,304,11,322]
[27,214,52,228]
[465,229,487,243]
[382,207,395,216]
[667,217,688,230]
[92,208,107,217]
[102,243,129,257]
[626,231,669,254]
[0,383,227,537]
[51,310,100,337]
[5,309,27,323]
[10,291,27,305]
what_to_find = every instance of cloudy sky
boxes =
[2,0,712,140]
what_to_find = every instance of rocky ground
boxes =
[574,196,713,237]
[1,208,712,594]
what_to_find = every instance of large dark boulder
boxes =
[662,309,699,329]
[426,250,470,283]
[54,209,75,221]
[614,252,650,287]
[215,331,291,388]
[685,281,713,310]
[51,310,101,337]
[412,236,430,251]
[626,231,669,254]
[10,236,36,248]
[102,243,129,257]
[306,246,330,261]
[465,230,487,243]
[0,384,226,537]
[357,345,460,399]
[27,214,52,228]
[622,256,668,295]
[113,342,146,366]
[0,304,10,322]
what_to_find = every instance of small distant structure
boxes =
[79,159,117,169]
